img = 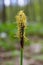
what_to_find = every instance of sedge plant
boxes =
[16,10,27,65]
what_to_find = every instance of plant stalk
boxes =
[20,48,23,65]
[20,23,24,65]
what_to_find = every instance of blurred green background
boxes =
[0,0,43,65]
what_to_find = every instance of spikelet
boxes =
[16,10,28,40]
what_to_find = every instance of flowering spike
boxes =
[16,10,27,38]
[16,10,27,65]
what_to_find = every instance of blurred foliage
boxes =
[26,22,43,36]
[33,54,43,60]
[0,0,42,22]
[0,0,43,51]
[0,22,43,37]
[0,22,43,50]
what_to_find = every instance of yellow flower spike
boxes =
[16,10,28,41]
[16,10,29,65]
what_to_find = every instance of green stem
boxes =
[20,48,23,65]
